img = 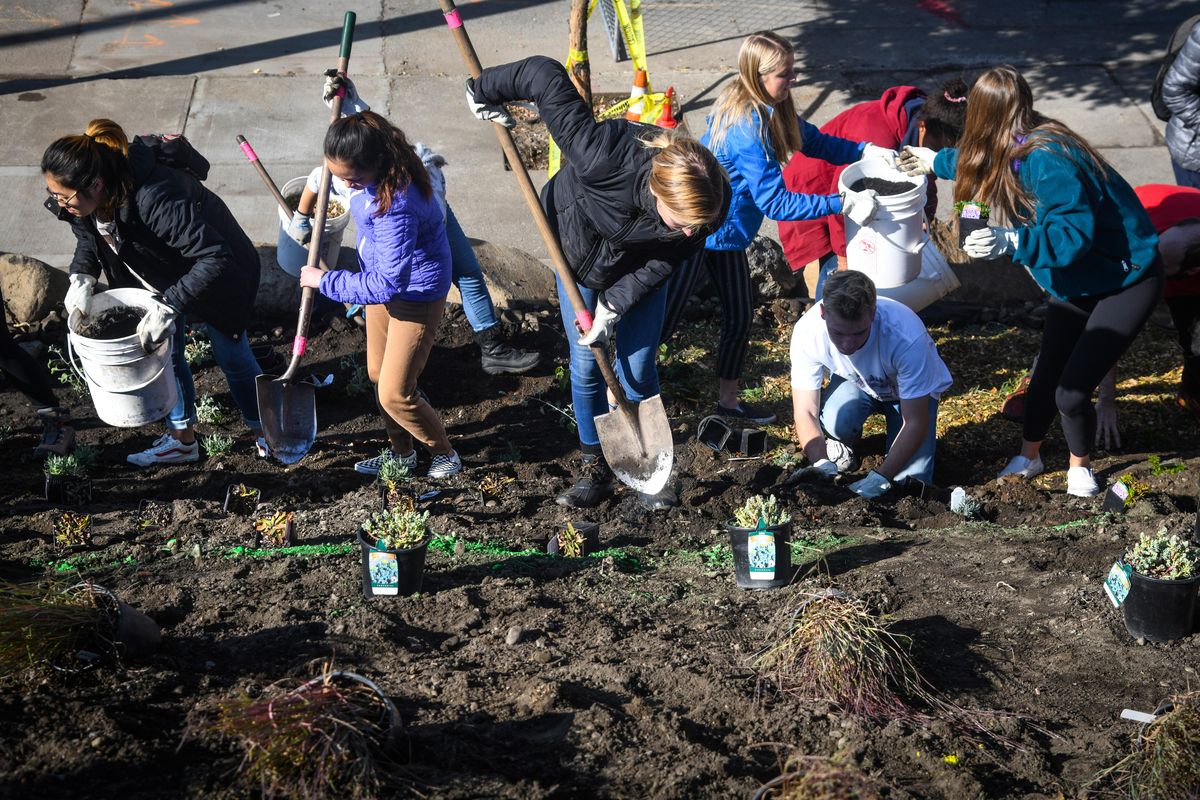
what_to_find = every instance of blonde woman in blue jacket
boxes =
[661,30,894,425]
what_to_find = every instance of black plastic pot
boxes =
[44,472,92,506]
[358,530,429,598]
[957,210,990,247]
[66,583,162,660]
[223,483,261,516]
[1122,569,1200,643]
[253,514,295,549]
[547,521,601,556]
[726,520,792,590]
[697,415,733,452]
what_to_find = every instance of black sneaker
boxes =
[555,454,615,508]
[639,485,678,511]
[475,325,540,375]
[716,401,777,425]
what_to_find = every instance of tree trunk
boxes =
[568,0,592,109]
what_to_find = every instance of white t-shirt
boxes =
[790,297,952,402]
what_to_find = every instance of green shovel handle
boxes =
[339,12,356,61]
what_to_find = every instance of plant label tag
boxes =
[1103,561,1131,608]
[961,205,982,220]
[1102,481,1129,513]
[368,550,399,595]
[748,519,776,581]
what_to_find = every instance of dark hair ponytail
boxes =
[41,118,133,216]
[919,76,971,145]
[323,111,431,216]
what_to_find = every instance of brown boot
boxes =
[34,407,75,457]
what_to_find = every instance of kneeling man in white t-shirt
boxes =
[789,271,953,498]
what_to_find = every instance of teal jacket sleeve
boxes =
[932,147,958,180]
[725,118,842,221]
[1011,148,1095,269]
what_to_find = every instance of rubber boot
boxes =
[475,324,540,375]
[639,485,678,511]
[556,453,615,508]
[34,407,75,457]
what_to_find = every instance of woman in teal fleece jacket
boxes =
[900,65,1161,497]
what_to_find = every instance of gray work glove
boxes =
[897,145,936,177]
[136,300,178,353]
[464,78,515,129]
[65,274,97,317]
[323,70,370,115]
[285,210,312,246]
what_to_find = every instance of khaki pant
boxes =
[365,298,451,456]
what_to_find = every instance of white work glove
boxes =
[136,300,178,352]
[323,70,370,115]
[465,78,515,129]
[963,226,1019,260]
[414,142,449,222]
[786,458,839,485]
[841,188,879,226]
[849,469,892,499]
[577,299,620,347]
[285,210,312,246]
[897,145,936,177]
[64,274,97,317]
[862,143,898,168]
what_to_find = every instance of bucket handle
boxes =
[67,334,171,394]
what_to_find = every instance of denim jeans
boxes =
[168,321,263,431]
[556,276,667,447]
[1172,159,1200,190]
[814,252,839,301]
[447,206,499,333]
[819,374,938,482]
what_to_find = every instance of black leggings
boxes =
[0,283,59,409]
[1023,264,1164,455]
[660,248,753,381]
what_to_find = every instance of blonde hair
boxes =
[642,130,727,230]
[706,31,803,163]
[41,118,132,215]
[953,65,1108,225]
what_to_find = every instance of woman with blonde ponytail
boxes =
[43,118,264,468]
[898,65,1162,497]
[660,30,894,426]
[467,55,730,510]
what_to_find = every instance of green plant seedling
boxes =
[1148,454,1187,477]
[45,345,86,398]
[254,511,294,548]
[203,433,235,457]
[734,494,791,528]
[54,512,92,549]
[184,332,213,367]
[557,522,584,558]
[195,395,230,425]
[44,453,85,477]
[1116,474,1149,509]
[1126,528,1200,579]
[363,507,429,550]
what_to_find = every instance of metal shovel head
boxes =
[595,394,673,495]
[256,374,317,465]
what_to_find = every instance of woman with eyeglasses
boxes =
[42,119,264,467]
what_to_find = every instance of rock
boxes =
[505,625,524,646]
[746,236,801,301]
[445,240,556,311]
[0,254,69,325]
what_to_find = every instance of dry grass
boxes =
[757,755,883,800]
[0,581,107,675]
[1092,692,1200,799]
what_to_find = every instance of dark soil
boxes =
[75,307,145,340]
[850,177,918,196]
[2,302,1200,798]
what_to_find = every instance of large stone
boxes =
[446,239,556,311]
[747,235,803,301]
[0,253,68,325]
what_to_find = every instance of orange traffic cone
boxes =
[626,69,648,122]
[658,86,678,129]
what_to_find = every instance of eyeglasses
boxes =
[46,187,82,207]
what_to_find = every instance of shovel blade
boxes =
[255,374,317,465]
[595,394,674,495]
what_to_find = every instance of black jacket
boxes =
[474,56,729,316]
[46,139,260,337]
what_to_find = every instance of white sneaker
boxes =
[996,454,1044,481]
[127,433,199,468]
[428,450,463,479]
[1066,466,1100,497]
[355,449,417,476]
[825,438,859,472]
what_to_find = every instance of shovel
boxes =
[255,10,356,465]
[437,0,673,494]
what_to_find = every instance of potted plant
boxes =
[1120,528,1200,642]
[726,495,792,589]
[358,507,432,598]
[546,521,601,557]
[223,482,261,516]
[376,452,413,511]
[955,200,991,248]
[43,453,91,506]
[253,510,295,549]
[136,499,173,533]
[54,511,93,551]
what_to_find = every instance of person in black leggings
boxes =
[0,283,74,455]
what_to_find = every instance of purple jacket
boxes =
[319,182,451,305]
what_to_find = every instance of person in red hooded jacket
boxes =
[780,78,970,297]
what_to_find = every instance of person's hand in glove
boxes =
[862,143,898,168]
[897,145,936,176]
[577,300,619,346]
[1094,397,1121,450]
[285,210,312,246]
[136,300,178,352]
[465,78,515,129]
[963,226,1019,260]
[323,70,370,115]
[849,469,892,499]
[841,188,879,226]
[785,458,839,485]
[64,273,97,317]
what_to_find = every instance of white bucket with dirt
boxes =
[67,288,178,428]
[838,159,928,289]
[276,176,352,277]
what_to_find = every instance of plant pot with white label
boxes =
[726,495,792,590]
[357,507,431,599]
[1120,529,1200,642]
[955,200,990,248]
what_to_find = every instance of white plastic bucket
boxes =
[876,237,962,313]
[276,176,352,277]
[838,159,928,289]
[67,288,178,428]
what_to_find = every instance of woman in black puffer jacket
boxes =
[468,56,730,511]
[43,119,263,467]
[1164,19,1200,187]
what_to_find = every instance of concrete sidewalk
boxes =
[0,0,1184,271]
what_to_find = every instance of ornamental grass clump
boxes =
[0,581,106,676]
[763,755,882,800]
[1126,528,1200,579]
[1092,691,1200,799]
[363,507,429,551]
[734,494,790,528]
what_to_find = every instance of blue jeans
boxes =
[556,277,667,447]
[447,206,499,333]
[1172,159,1200,190]
[819,374,938,482]
[168,321,263,431]
[814,252,838,301]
